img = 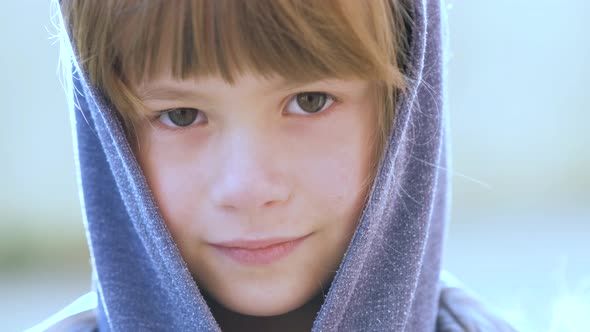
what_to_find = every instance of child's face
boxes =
[133,72,376,316]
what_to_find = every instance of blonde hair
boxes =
[59,0,410,179]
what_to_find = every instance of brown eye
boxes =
[166,108,198,127]
[296,92,327,113]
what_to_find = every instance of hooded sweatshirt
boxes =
[30,0,517,331]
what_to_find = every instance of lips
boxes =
[212,235,309,249]
[210,234,311,265]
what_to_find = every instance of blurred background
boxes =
[1,0,588,331]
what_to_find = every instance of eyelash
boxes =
[154,91,339,130]
[156,108,206,130]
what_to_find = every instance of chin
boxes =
[228,287,307,316]
[205,277,315,317]
[228,300,297,317]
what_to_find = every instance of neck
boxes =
[204,292,325,332]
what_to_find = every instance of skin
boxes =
[132,72,377,331]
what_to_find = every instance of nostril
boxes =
[210,174,291,212]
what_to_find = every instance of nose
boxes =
[209,130,290,214]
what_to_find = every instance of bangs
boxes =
[65,0,406,87]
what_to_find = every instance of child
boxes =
[31,0,516,331]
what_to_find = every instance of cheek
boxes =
[301,147,365,205]
[134,131,209,243]
[287,107,375,218]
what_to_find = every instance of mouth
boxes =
[210,234,311,265]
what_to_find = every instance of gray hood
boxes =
[60,0,453,330]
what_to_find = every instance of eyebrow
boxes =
[136,77,334,103]
[137,85,212,103]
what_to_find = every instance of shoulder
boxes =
[25,292,98,332]
[437,271,519,332]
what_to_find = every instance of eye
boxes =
[158,108,203,127]
[285,92,335,115]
